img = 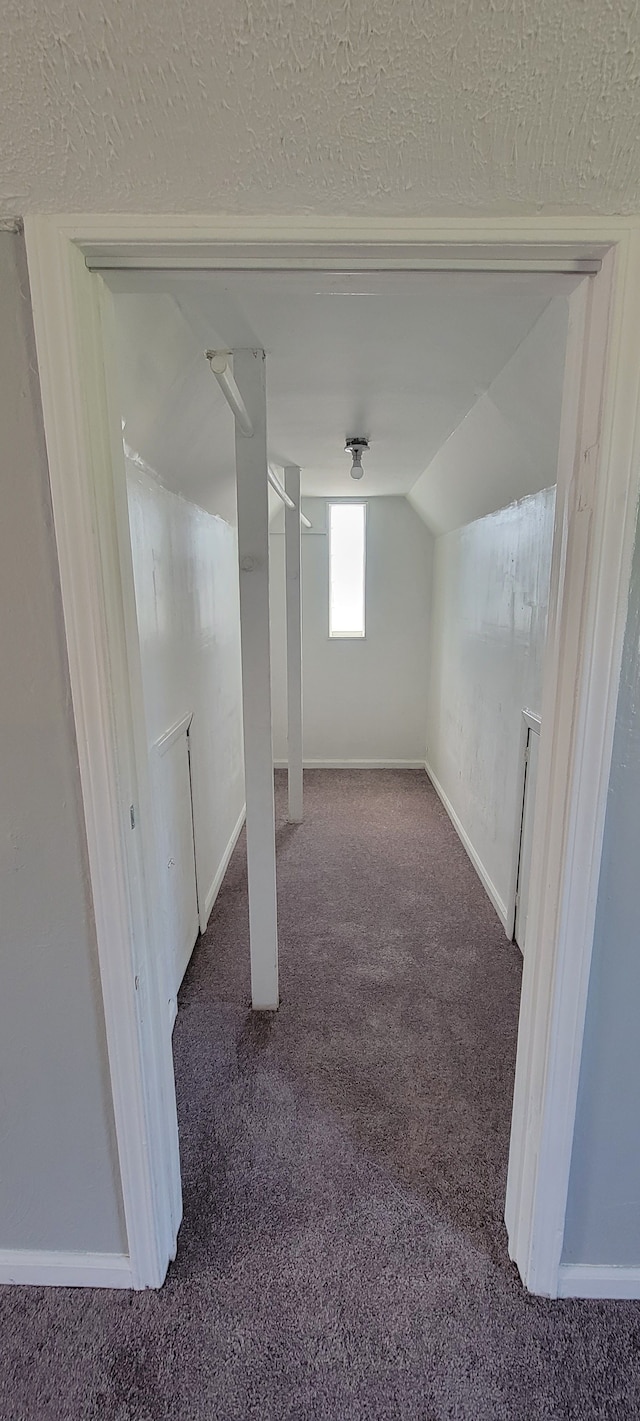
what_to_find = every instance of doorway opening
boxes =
[107,259,569,1084]
[24,218,640,1298]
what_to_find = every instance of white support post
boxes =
[284,465,303,822]
[233,349,279,1010]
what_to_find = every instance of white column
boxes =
[233,349,279,1010]
[284,465,303,822]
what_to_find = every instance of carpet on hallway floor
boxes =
[2,770,639,1421]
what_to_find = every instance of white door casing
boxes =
[21,216,640,1295]
[515,716,542,955]
[151,715,200,1021]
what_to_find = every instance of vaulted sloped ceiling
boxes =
[407,298,570,535]
[112,290,238,525]
[110,269,576,535]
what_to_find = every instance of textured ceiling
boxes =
[1,0,640,217]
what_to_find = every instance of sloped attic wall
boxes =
[111,292,245,966]
[408,297,569,537]
[112,292,238,525]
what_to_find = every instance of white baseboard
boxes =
[557,1264,640,1299]
[201,803,246,931]
[0,1249,133,1288]
[273,759,426,770]
[424,761,509,931]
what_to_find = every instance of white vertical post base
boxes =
[285,465,304,823]
[234,349,279,1010]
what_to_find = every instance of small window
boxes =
[329,502,366,638]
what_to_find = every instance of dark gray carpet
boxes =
[2,770,640,1420]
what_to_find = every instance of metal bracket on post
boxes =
[206,351,254,437]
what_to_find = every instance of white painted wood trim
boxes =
[0,1251,133,1289]
[557,1265,640,1300]
[273,758,426,770]
[424,761,509,931]
[234,349,279,1011]
[23,219,181,1289]
[506,710,543,941]
[98,280,184,1263]
[285,465,303,823]
[70,214,618,271]
[22,213,640,1295]
[151,712,193,758]
[151,711,205,950]
[202,805,246,928]
[505,274,594,1290]
[506,237,640,1297]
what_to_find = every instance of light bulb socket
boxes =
[345,437,369,481]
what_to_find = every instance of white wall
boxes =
[0,231,125,1254]
[563,502,640,1266]
[270,496,433,766]
[114,293,238,524]
[426,487,556,924]
[409,298,568,536]
[127,464,245,934]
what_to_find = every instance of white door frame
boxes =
[507,709,543,943]
[151,710,200,1025]
[22,215,640,1294]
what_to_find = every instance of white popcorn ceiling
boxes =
[1,0,639,216]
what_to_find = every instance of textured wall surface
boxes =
[127,464,245,925]
[427,487,556,919]
[0,231,125,1254]
[1,0,639,217]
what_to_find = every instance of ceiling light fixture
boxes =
[345,437,369,481]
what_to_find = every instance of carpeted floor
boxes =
[2,770,640,1419]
